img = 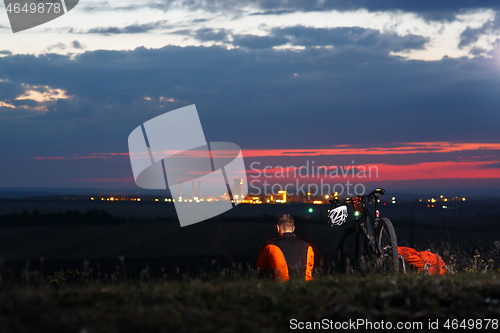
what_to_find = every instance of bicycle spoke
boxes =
[376,218,399,274]
[336,227,373,274]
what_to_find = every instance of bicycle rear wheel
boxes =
[336,227,372,274]
[376,217,399,273]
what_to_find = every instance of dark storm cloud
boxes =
[194,28,230,42]
[148,0,241,13]
[79,1,149,12]
[87,21,169,34]
[0,79,26,102]
[150,0,500,11]
[1,41,500,163]
[72,40,84,49]
[271,26,428,51]
[257,0,500,11]
[459,14,500,49]
[187,26,428,51]
[1,40,500,188]
[460,27,483,48]
[148,0,500,20]
[232,34,289,49]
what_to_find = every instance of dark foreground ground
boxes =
[1,272,499,332]
[0,199,499,332]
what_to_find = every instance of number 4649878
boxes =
[444,319,498,330]
[6,2,62,14]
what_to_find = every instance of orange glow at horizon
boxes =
[30,141,500,160]
[241,142,500,158]
[29,141,500,184]
[247,160,500,182]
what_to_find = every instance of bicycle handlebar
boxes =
[328,188,385,207]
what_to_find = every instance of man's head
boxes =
[276,214,295,235]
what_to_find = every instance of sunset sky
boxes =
[1,0,500,196]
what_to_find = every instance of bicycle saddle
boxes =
[369,188,385,197]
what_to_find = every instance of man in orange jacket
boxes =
[257,214,314,281]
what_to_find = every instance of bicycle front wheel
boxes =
[336,227,372,274]
[376,217,399,273]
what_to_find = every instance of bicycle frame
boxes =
[356,191,385,247]
[356,203,377,254]
[352,194,387,263]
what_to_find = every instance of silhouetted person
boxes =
[257,214,314,281]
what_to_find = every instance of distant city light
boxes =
[276,190,287,203]
[84,191,469,207]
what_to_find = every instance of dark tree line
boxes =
[0,209,127,226]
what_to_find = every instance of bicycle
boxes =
[326,188,400,274]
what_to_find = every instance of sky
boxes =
[1,0,500,196]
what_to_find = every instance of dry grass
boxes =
[1,272,499,332]
[0,242,499,333]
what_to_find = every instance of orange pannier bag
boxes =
[398,246,447,276]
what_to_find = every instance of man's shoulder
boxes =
[262,237,281,247]
[295,236,313,248]
[271,234,311,246]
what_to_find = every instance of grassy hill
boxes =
[0,272,499,332]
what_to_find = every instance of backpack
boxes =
[398,246,447,276]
